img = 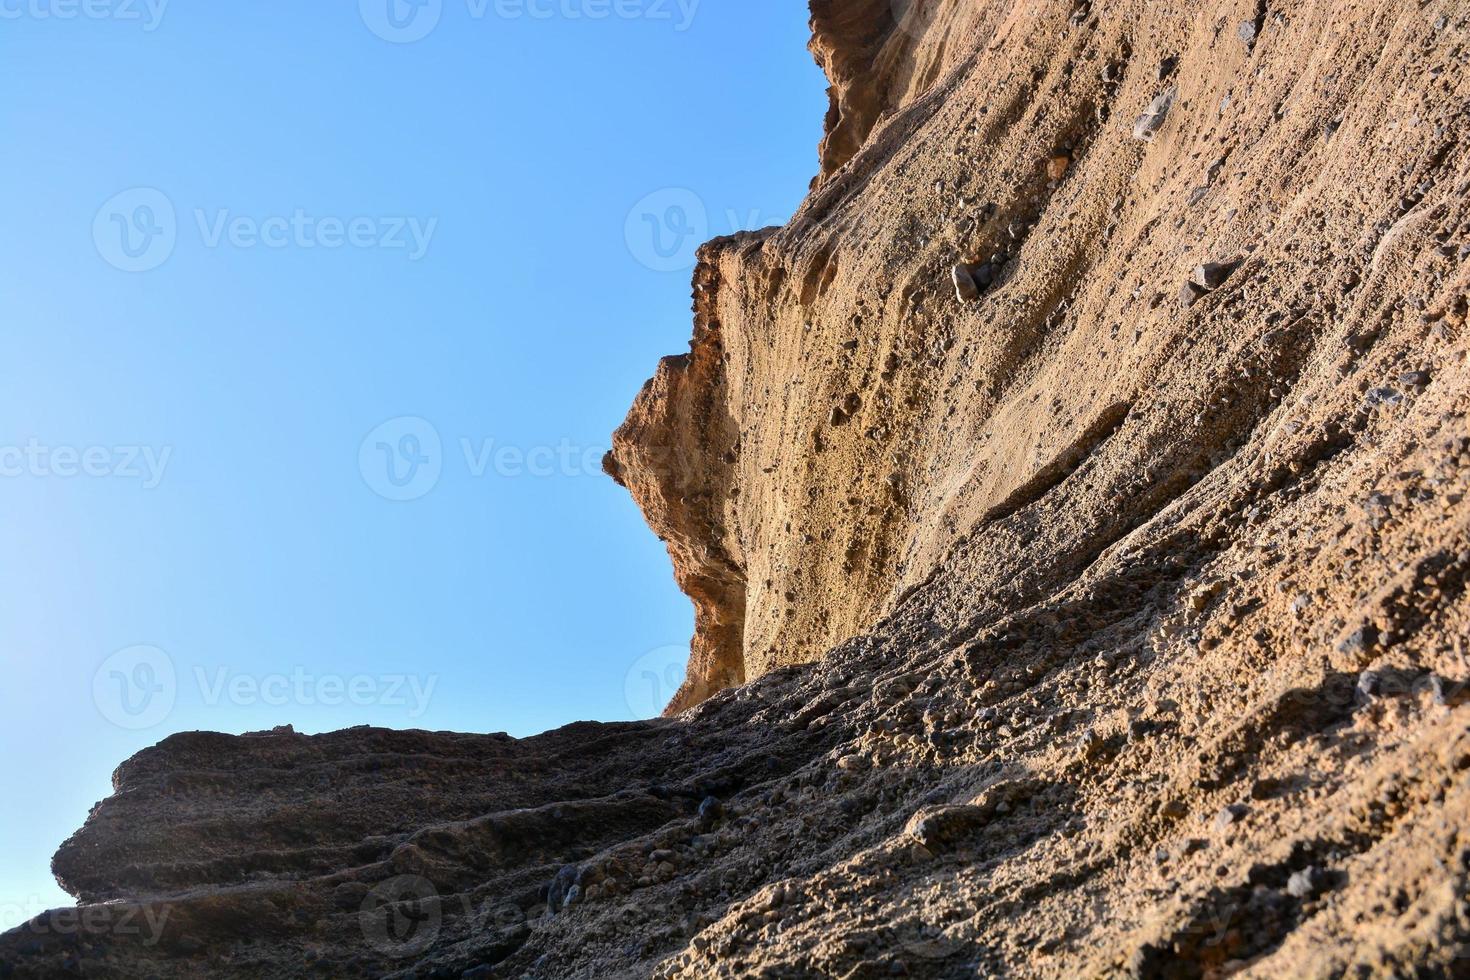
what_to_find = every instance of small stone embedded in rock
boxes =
[1238,20,1258,47]
[1133,88,1176,141]
[1364,387,1405,408]
[1356,670,1381,703]
[331,881,370,910]
[697,796,724,824]
[548,864,580,913]
[1046,153,1071,181]
[1160,799,1189,819]
[1338,623,1381,659]
[1399,370,1431,387]
[953,263,981,303]
[1287,866,1327,899]
[1213,804,1248,832]
[1079,729,1107,759]
[905,804,990,850]
[1178,280,1208,307]
[1193,260,1242,289]
[1428,673,1468,707]
[1250,777,1282,800]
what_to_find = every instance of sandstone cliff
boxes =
[7,0,1470,976]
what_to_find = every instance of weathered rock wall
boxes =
[7,1,1470,977]
[609,0,1470,714]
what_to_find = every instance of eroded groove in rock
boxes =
[6,0,1470,977]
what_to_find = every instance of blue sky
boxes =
[0,1,825,929]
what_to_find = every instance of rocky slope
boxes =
[8,0,1470,976]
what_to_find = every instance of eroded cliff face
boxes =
[609,0,1470,716]
[8,1,1470,977]
[605,255,750,713]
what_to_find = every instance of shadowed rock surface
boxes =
[9,0,1470,975]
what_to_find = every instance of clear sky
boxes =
[0,1,826,930]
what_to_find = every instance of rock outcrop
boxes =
[8,0,1470,976]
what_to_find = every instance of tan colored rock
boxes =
[951,262,981,302]
[10,1,1470,978]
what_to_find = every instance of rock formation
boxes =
[8,0,1470,976]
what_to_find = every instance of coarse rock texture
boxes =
[9,0,1470,976]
